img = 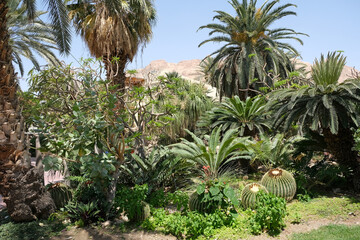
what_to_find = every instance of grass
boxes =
[0,209,66,240]
[286,196,360,223]
[290,224,360,240]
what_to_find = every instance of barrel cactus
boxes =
[241,183,268,209]
[47,182,72,209]
[261,168,296,201]
[130,201,150,222]
[189,192,207,213]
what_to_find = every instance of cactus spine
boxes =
[241,183,268,209]
[261,168,296,201]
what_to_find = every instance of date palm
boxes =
[0,0,70,222]
[269,52,360,191]
[67,0,156,89]
[198,0,307,99]
[8,0,61,75]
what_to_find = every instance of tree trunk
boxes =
[0,1,55,221]
[104,54,127,91]
[323,127,360,191]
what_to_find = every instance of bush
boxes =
[250,192,287,236]
[65,201,101,227]
[114,184,149,222]
[142,208,235,239]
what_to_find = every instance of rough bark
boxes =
[0,0,55,221]
[323,127,360,191]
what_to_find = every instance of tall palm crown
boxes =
[198,0,307,99]
[8,0,61,75]
[67,0,156,88]
[268,52,360,190]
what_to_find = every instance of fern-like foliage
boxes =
[268,52,360,135]
[122,147,194,192]
[171,128,251,179]
[198,95,269,137]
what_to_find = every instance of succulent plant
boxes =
[130,201,150,222]
[241,183,268,209]
[47,182,72,209]
[189,192,207,213]
[261,168,296,201]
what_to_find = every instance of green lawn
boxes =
[290,224,360,240]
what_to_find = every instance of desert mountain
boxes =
[132,59,359,84]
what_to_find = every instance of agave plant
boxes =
[197,95,269,137]
[171,128,251,179]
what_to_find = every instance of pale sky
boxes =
[18,0,360,90]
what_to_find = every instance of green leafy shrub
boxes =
[190,179,239,213]
[47,182,72,209]
[167,190,190,212]
[250,192,287,236]
[241,183,268,209]
[143,208,234,239]
[114,184,150,222]
[261,168,296,201]
[65,201,101,227]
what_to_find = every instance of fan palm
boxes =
[268,52,360,190]
[198,0,307,99]
[67,0,156,89]
[171,128,251,179]
[197,95,269,137]
[0,0,70,222]
[8,0,61,75]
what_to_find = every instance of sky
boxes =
[18,0,360,90]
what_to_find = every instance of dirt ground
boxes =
[49,214,360,240]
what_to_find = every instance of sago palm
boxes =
[67,0,156,89]
[171,128,251,179]
[8,0,61,75]
[0,0,70,222]
[268,51,360,191]
[198,0,307,99]
[197,95,269,137]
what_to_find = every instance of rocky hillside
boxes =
[133,59,359,83]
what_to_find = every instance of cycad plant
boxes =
[122,147,194,192]
[248,134,294,169]
[268,51,360,190]
[171,128,250,179]
[197,95,269,137]
[198,0,307,99]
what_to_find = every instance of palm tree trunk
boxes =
[104,55,127,91]
[323,127,360,191]
[0,1,55,221]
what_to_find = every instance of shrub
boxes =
[190,179,239,213]
[249,192,287,236]
[114,184,150,222]
[65,201,100,227]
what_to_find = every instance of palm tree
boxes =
[67,0,156,89]
[0,0,70,222]
[268,52,360,191]
[197,95,269,137]
[8,0,61,75]
[198,0,307,99]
